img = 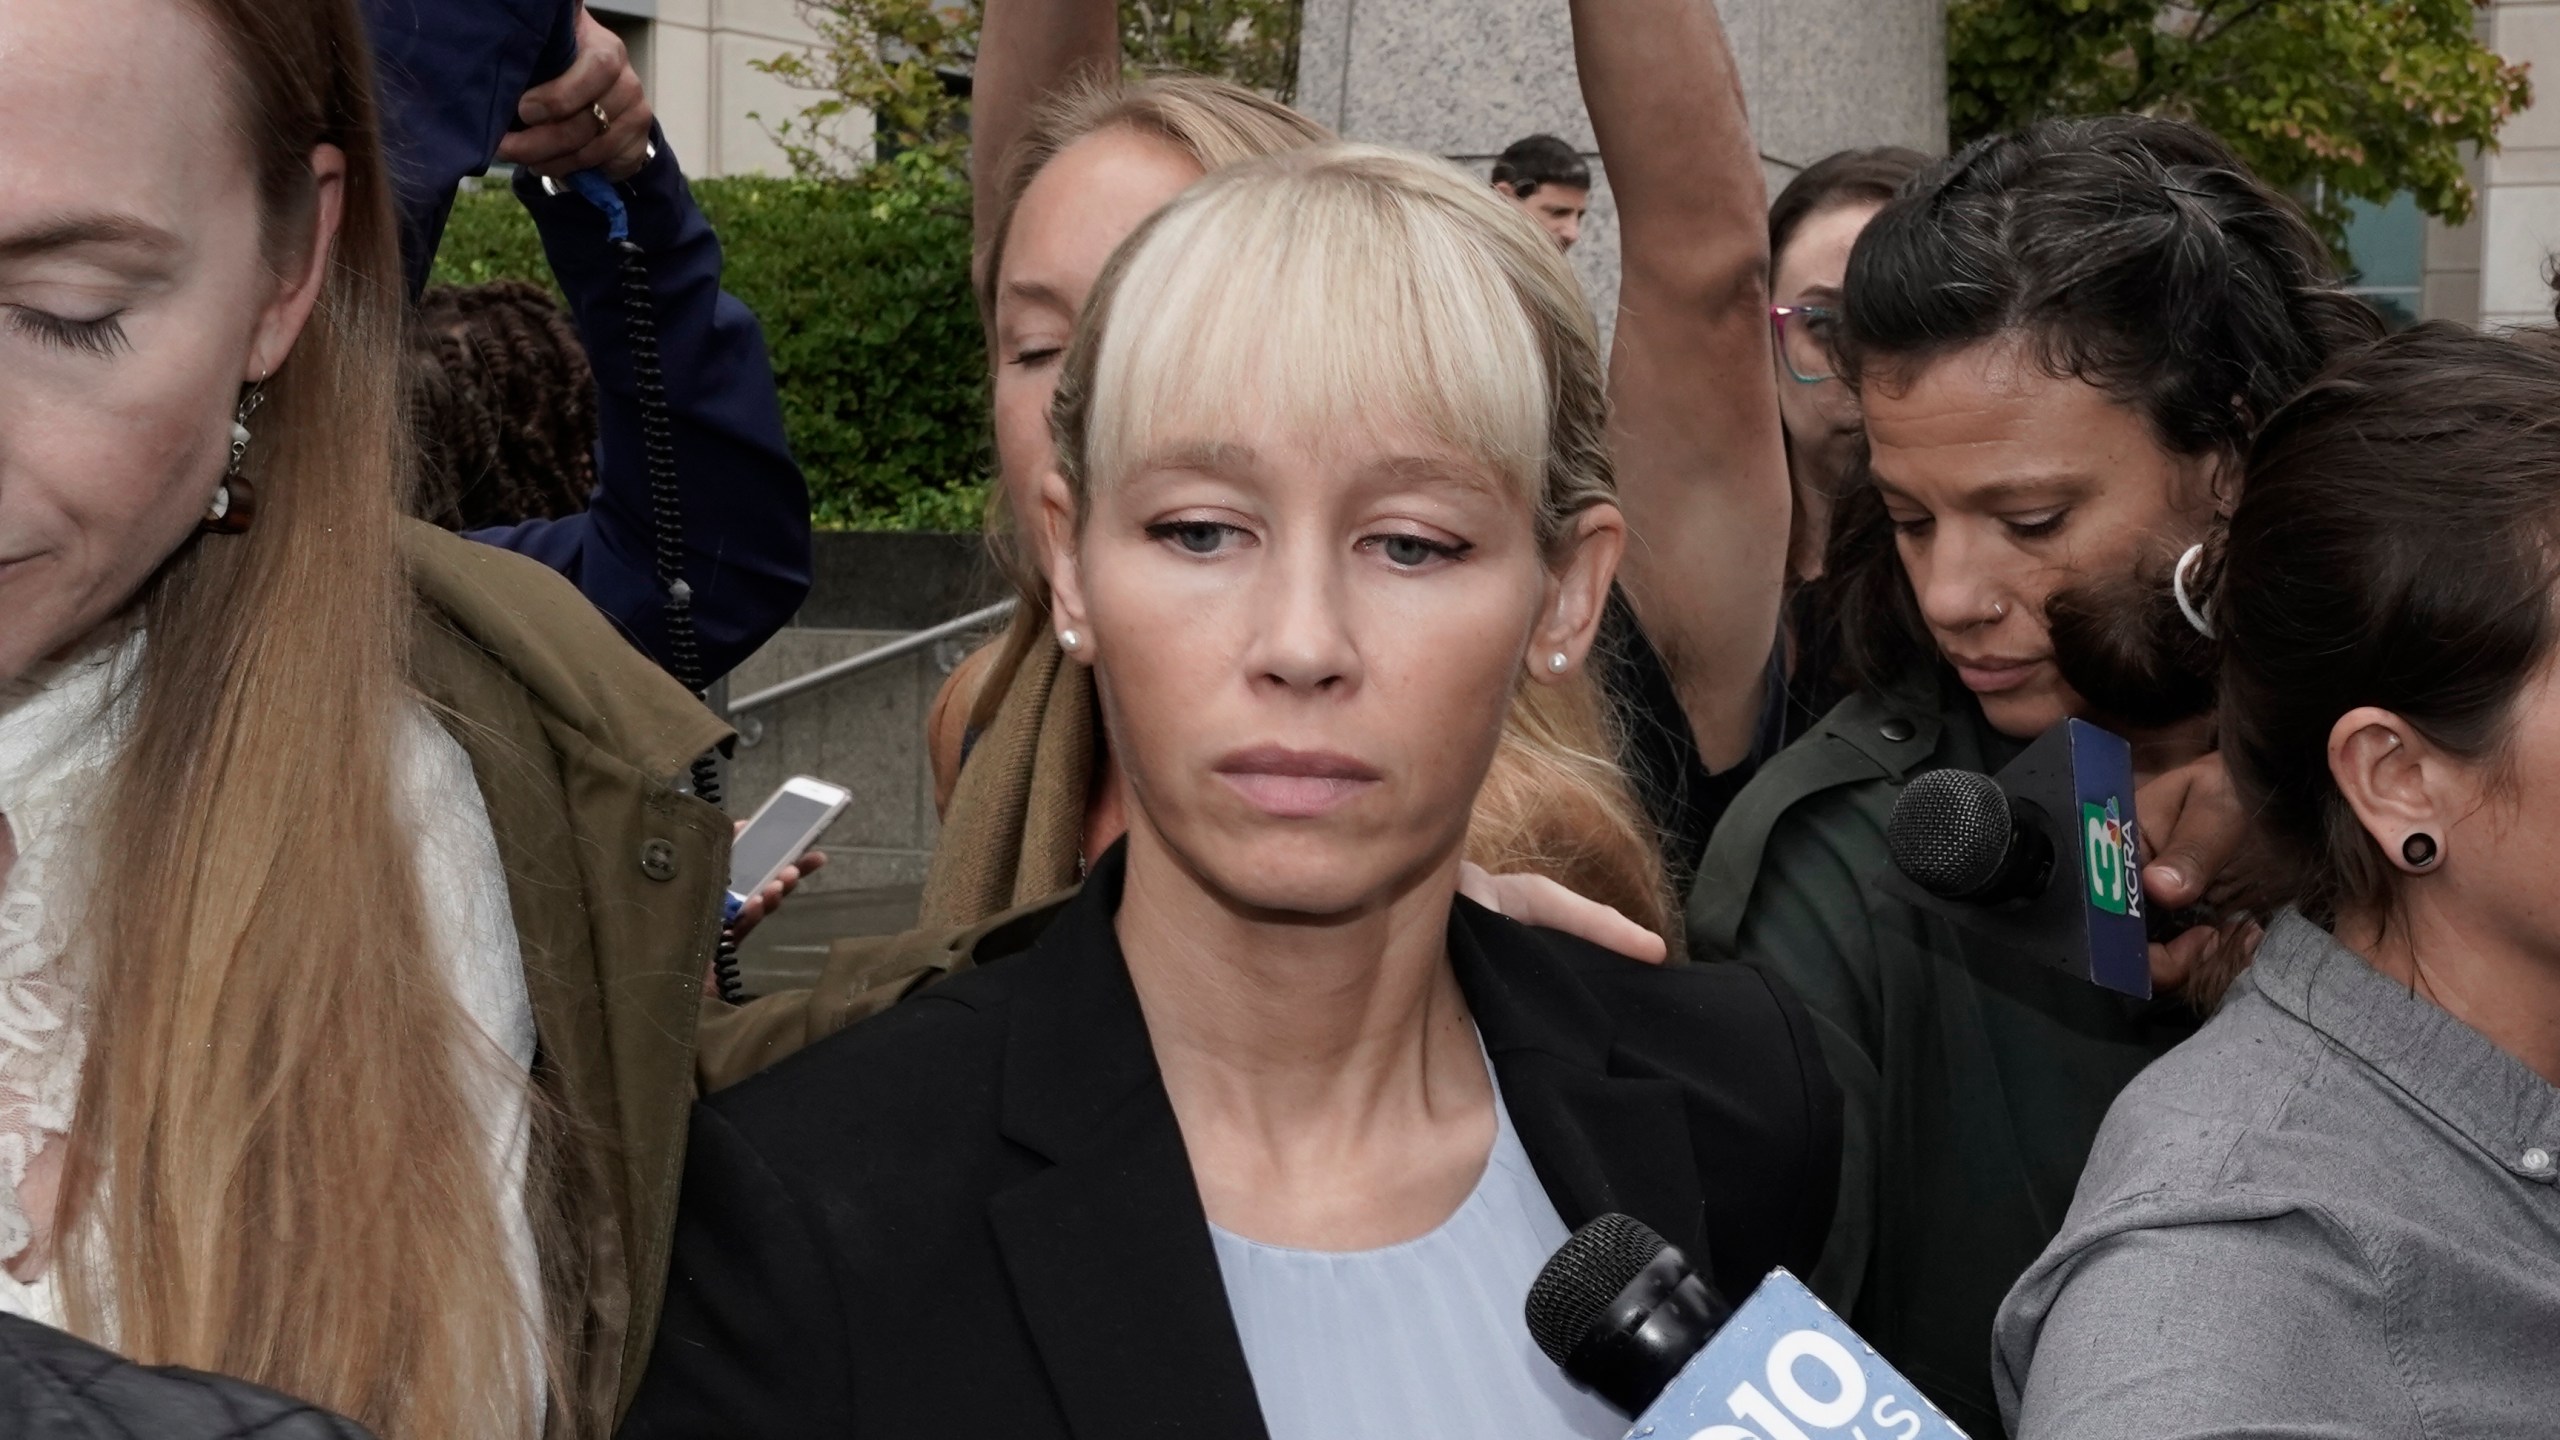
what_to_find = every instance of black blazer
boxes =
[622,846,1841,1439]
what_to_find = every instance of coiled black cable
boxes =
[615,237,747,1004]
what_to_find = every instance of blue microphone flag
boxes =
[1621,1270,1968,1440]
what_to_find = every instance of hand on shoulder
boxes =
[1460,862,1667,963]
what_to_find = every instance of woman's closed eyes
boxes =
[1886,507,2072,542]
[2002,507,2069,540]
[8,305,130,358]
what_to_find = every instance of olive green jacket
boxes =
[1687,675,2197,1438]
[402,523,732,1434]
[693,897,1068,1091]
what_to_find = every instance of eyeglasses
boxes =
[1769,304,1841,385]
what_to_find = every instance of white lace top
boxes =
[0,630,538,1335]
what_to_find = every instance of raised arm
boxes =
[970,0,1120,261]
[1575,0,1793,771]
[365,0,579,297]
[478,140,811,681]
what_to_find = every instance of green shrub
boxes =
[429,153,990,531]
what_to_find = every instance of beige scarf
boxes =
[916,639,1097,929]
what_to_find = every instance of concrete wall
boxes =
[2424,156,2486,325]
[1296,0,1949,331]
[2479,2,2560,328]
[593,0,852,178]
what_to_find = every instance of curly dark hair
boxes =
[406,280,600,531]
[1819,115,2381,705]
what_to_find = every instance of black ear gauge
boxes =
[2401,832,2440,870]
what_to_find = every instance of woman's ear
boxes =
[245,144,348,382]
[2329,706,2460,872]
[1037,467,1096,664]
[2181,444,2237,516]
[1528,503,1627,683]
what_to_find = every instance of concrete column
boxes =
[1296,0,1948,331]
[596,0,848,177]
[2481,1,2560,328]
[2422,156,2485,327]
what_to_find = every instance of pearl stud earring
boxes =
[1058,630,1081,651]
[1547,652,1570,674]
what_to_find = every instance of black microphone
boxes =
[1881,717,2153,998]
[1524,1214,1730,1416]
[1527,1215,1969,1436]
[1885,769,2054,905]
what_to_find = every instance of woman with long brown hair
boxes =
[0,1,728,1435]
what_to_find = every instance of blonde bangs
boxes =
[1081,146,1554,519]
[1048,140,1675,948]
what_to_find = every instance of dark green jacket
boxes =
[405,523,733,1434]
[1687,674,2197,1438]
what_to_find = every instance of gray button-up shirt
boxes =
[1992,910,2560,1438]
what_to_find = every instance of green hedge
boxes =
[430,155,991,531]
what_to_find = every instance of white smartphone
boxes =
[728,775,852,904]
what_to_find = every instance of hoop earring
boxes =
[2173,542,2216,639]
[2400,832,2440,871]
[203,382,266,535]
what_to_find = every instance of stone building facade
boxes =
[590,0,833,178]
[2422,2,2560,328]
[1296,0,1949,331]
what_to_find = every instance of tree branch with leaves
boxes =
[1949,0,2532,246]
[755,0,1303,182]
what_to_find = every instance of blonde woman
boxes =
[0,1,728,1436]
[625,145,1840,1440]
[915,0,1791,944]
[695,57,1663,1087]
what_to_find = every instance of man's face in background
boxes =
[1496,180,1587,251]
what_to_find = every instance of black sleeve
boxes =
[480,148,812,682]
[619,1104,853,1438]
[1753,959,1846,1280]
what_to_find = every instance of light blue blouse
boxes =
[1208,1058,1627,1440]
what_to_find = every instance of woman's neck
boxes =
[1113,822,1496,1250]
[2342,896,2560,1087]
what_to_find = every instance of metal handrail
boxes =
[726,598,1018,717]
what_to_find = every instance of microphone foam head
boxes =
[1888,768,2014,899]
[1525,1213,1669,1368]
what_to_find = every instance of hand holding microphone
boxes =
[2131,752,2263,1001]
[1881,719,2266,1003]
[1528,1214,1968,1439]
